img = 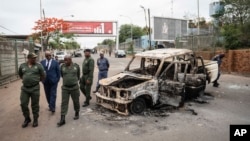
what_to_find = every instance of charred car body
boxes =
[96,49,218,115]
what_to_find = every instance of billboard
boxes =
[63,21,113,34]
[153,17,187,41]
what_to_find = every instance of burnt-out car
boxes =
[95,49,218,115]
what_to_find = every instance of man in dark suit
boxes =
[41,51,60,113]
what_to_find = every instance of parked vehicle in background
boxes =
[55,51,67,64]
[96,48,219,115]
[73,49,83,57]
[115,50,126,58]
[92,48,97,54]
[156,44,165,49]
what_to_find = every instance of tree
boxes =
[221,24,242,49]
[99,39,115,52]
[219,0,250,49]
[32,17,70,50]
[101,39,115,46]
[49,38,80,50]
[222,0,250,25]
[119,24,145,43]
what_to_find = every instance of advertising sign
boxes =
[63,21,113,34]
[153,17,187,41]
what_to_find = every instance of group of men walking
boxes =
[18,48,224,128]
[18,49,109,128]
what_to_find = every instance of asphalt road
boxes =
[0,53,250,141]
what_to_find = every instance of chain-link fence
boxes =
[0,39,34,87]
[176,35,221,52]
[119,38,145,53]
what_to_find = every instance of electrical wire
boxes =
[0,25,19,34]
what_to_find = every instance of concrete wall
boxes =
[195,49,250,74]
[0,40,33,86]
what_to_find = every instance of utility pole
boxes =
[40,0,44,59]
[197,0,200,35]
[116,21,119,51]
[148,9,152,50]
[197,0,200,49]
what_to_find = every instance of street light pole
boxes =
[140,5,148,34]
[140,5,152,50]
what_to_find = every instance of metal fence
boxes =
[0,39,34,87]
[119,38,144,52]
[120,35,219,53]
[176,35,217,51]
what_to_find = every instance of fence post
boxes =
[14,40,18,75]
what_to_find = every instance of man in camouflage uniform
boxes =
[57,55,80,127]
[18,53,45,128]
[80,49,95,107]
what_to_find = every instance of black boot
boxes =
[57,115,66,127]
[93,86,100,93]
[22,117,31,128]
[82,101,89,107]
[74,112,79,120]
[213,81,219,87]
[93,89,98,93]
[32,118,38,127]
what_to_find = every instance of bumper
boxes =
[58,60,64,64]
[118,55,126,57]
[95,92,132,115]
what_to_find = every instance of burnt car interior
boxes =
[158,54,207,102]
[127,58,161,76]
[108,75,149,88]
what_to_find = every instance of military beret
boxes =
[27,53,38,58]
[84,49,91,52]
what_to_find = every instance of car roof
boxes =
[135,48,193,59]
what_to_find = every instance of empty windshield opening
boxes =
[126,57,161,76]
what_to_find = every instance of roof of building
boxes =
[135,48,193,59]
[0,35,30,40]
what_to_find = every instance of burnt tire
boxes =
[129,98,146,114]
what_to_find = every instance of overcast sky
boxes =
[0,0,214,47]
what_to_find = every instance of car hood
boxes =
[99,72,152,86]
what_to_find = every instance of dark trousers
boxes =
[96,71,108,90]
[43,82,58,110]
[214,69,221,84]
[61,88,80,115]
[20,85,40,119]
[80,76,93,103]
